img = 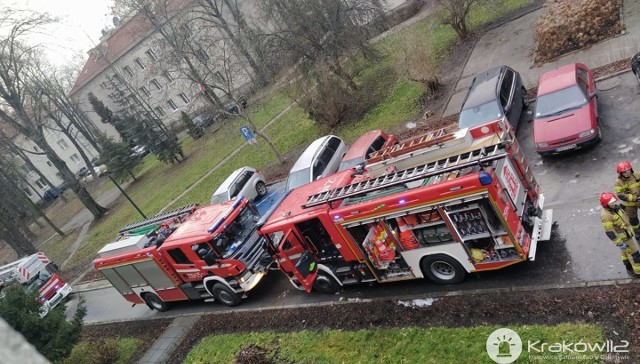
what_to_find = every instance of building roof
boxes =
[70,12,154,96]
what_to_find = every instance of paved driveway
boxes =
[444,0,640,117]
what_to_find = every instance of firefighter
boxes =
[615,160,640,236]
[600,192,640,276]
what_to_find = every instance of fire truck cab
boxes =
[258,120,553,293]
[0,252,72,316]
[93,198,273,311]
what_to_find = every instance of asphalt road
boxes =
[73,72,640,324]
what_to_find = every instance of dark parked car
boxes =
[192,113,214,128]
[458,65,529,131]
[226,98,248,115]
[76,166,90,177]
[632,51,640,85]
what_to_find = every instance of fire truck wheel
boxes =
[256,181,267,197]
[212,283,241,307]
[421,255,465,285]
[142,293,169,312]
[313,272,340,294]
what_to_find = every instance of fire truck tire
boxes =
[256,181,267,197]
[313,272,340,294]
[421,255,466,285]
[142,293,170,312]
[212,283,241,307]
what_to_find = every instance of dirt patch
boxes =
[155,284,639,362]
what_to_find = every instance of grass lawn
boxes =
[43,0,535,275]
[185,324,605,363]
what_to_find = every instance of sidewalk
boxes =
[443,0,640,116]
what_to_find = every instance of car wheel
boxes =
[596,125,602,143]
[313,272,340,294]
[635,70,640,86]
[522,87,530,109]
[142,292,170,311]
[255,181,267,197]
[421,255,466,285]
[212,283,241,307]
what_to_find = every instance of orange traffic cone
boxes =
[396,217,420,250]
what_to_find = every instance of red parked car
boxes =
[338,130,398,171]
[533,63,601,155]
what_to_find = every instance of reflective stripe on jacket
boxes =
[615,173,640,206]
[601,207,633,244]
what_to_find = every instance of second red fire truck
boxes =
[258,120,553,293]
[93,199,273,311]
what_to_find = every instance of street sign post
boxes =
[240,126,257,145]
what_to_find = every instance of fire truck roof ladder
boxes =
[304,142,508,208]
[118,204,198,234]
[367,125,459,163]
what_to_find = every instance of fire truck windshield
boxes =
[213,206,259,258]
[26,270,52,292]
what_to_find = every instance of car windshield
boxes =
[210,192,229,204]
[211,206,260,258]
[286,168,311,190]
[458,100,502,128]
[26,270,52,292]
[535,85,587,118]
[339,158,363,171]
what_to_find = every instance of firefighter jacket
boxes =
[601,207,634,245]
[615,172,640,206]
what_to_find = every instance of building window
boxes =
[162,71,173,82]
[135,57,146,70]
[196,48,209,62]
[145,49,157,61]
[57,139,69,150]
[35,178,48,189]
[178,92,190,104]
[215,71,225,83]
[151,78,162,90]
[46,161,52,167]
[139,86,150,97]
[124,66,134,77]
[70,153,81,164]
[113,73,123,83]
[167,99,178,111]
[33,145,39,152]
[23,188,33,197]
[180,24,193,39]
[155,106,166,117]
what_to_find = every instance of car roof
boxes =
[461,65,505,109]
[537,63,579,95]
[289,135,342,173]
[342,130,385,162]
[215,166,252,193]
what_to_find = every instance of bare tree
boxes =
[435,0,482,39]
[0,8,108,219]
[258,0,386,91]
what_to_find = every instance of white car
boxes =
[210,166,268,204]
[285,135,348,191]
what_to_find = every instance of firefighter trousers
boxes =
[623,205,640,236]
[619,236,640,275]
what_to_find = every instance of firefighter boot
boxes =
[622,256,635,275]
[629,251,640,277]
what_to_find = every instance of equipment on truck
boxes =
[0,252,72,316]
[93,199,273,311]
[258,120,553,294]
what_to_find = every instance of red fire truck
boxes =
[258,120,553,293]
[93,199,273,311]
[0,252,72,316]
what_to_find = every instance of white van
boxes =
[285,135,348,191]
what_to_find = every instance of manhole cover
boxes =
[597,77,621,91]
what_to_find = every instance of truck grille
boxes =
[229,232,273,272]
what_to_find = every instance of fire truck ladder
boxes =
[118,203,198,234]
[304,143,508,208]
[367,125,459,163]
